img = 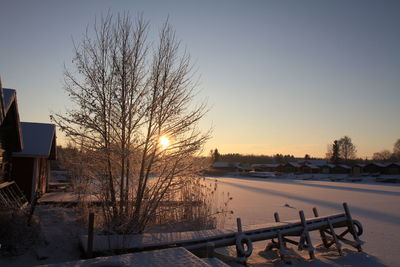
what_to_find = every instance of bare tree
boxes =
[51,13,210,233]
[338,136,357,162]
[372,150,392,161]
[393,139,400,160]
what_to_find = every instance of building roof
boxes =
[337,164,351,169]
[286,162,301,168]
[13,122,56,159]
[298,159,327,166]
[0,88,23,151]
[353,163,366,168]
[212,162,240,168]
[366,162,391,168]
[304,163,320,169]
[387,162,400,167]
[252,163,281,168]
[322,164,336,168]
[2,88,16,115]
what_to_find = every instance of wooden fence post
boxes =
[343,202,362,252]
[274,212,280,222]
[299,210,315,260]
[313,207,329,248]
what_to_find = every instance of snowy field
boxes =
[210,176,400,266]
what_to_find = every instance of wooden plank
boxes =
[0,181,14,190]
[80,228,235,253]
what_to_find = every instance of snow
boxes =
[0,206,84,267]
[210,176,400,266]
[252,164,281,168]
[2,176,399,266]
[38,192,99,204]
[287,162,301,168]
[213,162,241,168]
[37,247,217,267]
[297,159,327,166]
[80,229,234,253]
[13,122,55,158]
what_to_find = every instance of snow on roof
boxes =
[368,162,391,168]
[212,162,240,168]
[304,163,320,169]
[298,159,327,166]
[353,163,366,167]
[322,164,336,168]
[13,122,56,158]
[2,88,16,114]
[287,162,301,168]
[252,163,280,168]
[337,164,351,169]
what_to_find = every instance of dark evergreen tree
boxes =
[331,140,340,163]
[211,148,221,163]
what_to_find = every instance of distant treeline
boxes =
[217,153,295,165]
[210,149,368,166]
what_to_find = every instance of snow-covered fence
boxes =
[80,202,364,263]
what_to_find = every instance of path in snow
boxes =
[211,176,400,267]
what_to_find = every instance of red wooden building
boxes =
[12,122,56,202]
[1,83,57,203]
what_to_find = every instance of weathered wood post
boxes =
[235,217,242,259]
[299,210,315,260]
[274,211,287,249]
[236,217,243,232]
[87,212,94,258]
[343,202,362,252]
[274,212,280,222]
[312,207,329,248]
[235,217,252,264]
[206,242,215,258]
[327,217,343,256]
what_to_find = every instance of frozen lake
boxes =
[210,176,400,266]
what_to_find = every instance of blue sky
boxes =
[1,0,399,158]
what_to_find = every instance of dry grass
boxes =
[75,177,231,234]
[147,177,231,232]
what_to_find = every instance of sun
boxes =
[159,136,170,149]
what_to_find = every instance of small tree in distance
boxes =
[338,136,357,162]
[393,139,400,160]
[372,150,392,161]
[210,148,220,164]
[332,140,340,163]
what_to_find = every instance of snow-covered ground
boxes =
[2,176,399,266]
[0,206,84,267]
[211,176,400,266]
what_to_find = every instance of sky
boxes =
[0,0,399,158]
